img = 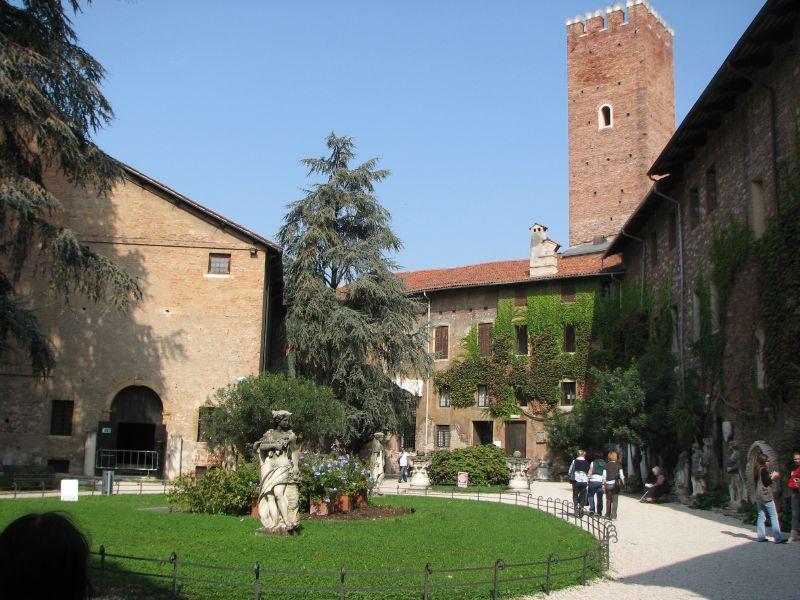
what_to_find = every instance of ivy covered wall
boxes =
[433,281,598,420]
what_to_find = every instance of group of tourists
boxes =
[567,449,630,520]
[753,450,800,544]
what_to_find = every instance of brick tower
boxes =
[566,1,675,248]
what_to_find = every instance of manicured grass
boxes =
[0,494,600,599]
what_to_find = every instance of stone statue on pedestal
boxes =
[254,411,301,535]
[409,453,432,490]
[506,451,532,492]
[370,432,385,492]
[726,440,744,509]
[690,441,707,496]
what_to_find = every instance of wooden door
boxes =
[505,421,526,456]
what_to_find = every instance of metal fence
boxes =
[0,477,168,499]
[96,449,160,475]
[89,492,617,599]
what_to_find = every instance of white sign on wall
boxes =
[60,479,79,502]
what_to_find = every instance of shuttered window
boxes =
[476,385,489,407]
[434,326,449,359]
[563,324,576,353]
[50,400,73,436]
[561,282,576,302]
[478,322,493,357]
[438,386,451,408]
[515,325,528,355]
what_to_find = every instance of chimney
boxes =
[529,223,559,277]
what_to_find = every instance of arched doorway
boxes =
[96,386,166,477]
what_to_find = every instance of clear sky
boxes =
[73,0,765,271]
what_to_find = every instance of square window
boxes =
[438,386,451,408]
[436,425,451,448]
[50,400,73,436]
[476,384,489,407]
[434,326,449,360]
[561,381,577,406]
[208,253,231,274]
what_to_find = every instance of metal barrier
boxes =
[89,493,616,598]
[0,477,169,499]
[96,449,160,476]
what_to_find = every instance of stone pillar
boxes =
[166,435,183,480]
[506,455,532,492]
[83,431,97,477]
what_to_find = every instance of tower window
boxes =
[599,105,613,129]
[563,324,576,353]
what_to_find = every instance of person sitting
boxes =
[0,512,91,599]
[641,466,669,503]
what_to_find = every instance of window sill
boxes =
[204,273,231,279]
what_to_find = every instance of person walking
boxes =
[398,448,410,483]
[787,450,800,542]
[753,453,787,543]
[587,451,606,516]
[568,449,590,517]
[602,450,625,520]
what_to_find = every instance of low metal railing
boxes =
[89,493,616,598]
[96,449,160,475]
[0,477,168,498]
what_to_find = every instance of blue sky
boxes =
[73,0,765,271]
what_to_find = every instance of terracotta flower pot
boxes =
[335,493,352,512]
[354,490,369,508]
[310,498,332,516]
[251,494,260,518]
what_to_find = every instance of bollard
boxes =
[492,559,505,600]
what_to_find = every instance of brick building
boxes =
[397,1,674,465]
[605,0,800,492]
[0,164,283,479]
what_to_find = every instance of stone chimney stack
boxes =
[529,223,559,277]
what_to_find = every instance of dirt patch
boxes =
[305,504,414,521]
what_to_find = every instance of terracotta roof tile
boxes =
[396,252,622,294]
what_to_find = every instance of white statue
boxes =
[690,441,707,496]
[506,451,532,492]
[253,411,300,535]
[370,432,385,491]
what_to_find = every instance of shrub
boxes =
[167,463,258,515]
[298,451,373,509]
[691,489,729,511]
[429,445,510,486]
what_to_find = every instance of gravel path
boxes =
[522,481,800,600]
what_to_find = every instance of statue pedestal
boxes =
[409,455,431,490]
[535,459,550,481]
[507,457,532,493]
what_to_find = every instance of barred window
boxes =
[50,400,73,436]
[208,253,231,274]
[436,425,451,448]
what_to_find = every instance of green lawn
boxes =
[0,494,600,599]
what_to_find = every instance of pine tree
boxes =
[1,0,140,373]
[278,133,429,447]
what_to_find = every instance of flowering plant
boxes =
[299,451,373,507]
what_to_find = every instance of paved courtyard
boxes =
[380,479,800,599]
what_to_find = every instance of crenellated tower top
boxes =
[566,1,674,38]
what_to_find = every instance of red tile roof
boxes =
[396,252,622,294]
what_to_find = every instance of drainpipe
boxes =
[648,176,686,385]
[423,292,431,452]
[725,59,780,213]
